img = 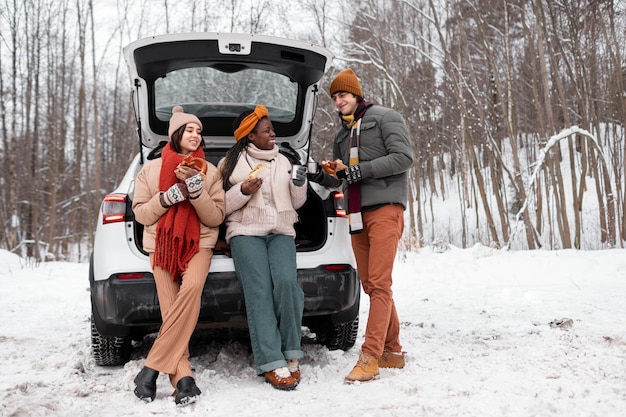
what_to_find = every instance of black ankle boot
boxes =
[175,377,201,405]
[133,366,159,402]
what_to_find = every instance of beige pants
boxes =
[145,248,212,387]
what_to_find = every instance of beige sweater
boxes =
[132,158,226,253]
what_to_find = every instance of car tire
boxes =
[314,316,359,351]
[91,314,131,366]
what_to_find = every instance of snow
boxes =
[1,246,625,417]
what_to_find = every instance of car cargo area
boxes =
[130,146,333,255]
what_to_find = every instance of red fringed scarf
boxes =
[154,143,204,282]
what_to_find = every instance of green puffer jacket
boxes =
[333,104,414,210]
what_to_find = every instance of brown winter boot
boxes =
[287,359,301,383]
[378,350,406,369]
[344,352,380,384]
[264,367,298,391]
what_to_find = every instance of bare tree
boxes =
[1,0,625,260]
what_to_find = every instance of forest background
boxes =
[1,0,625,262]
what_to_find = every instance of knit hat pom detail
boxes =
[168,105,203,138]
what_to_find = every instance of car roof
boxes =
[123,33,334,150]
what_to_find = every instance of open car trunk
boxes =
[130,145,333,255]
[123,33,337,254]
[123,33,334,152]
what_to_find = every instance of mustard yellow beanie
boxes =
[329,68,363,97]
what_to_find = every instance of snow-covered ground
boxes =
[1,246,625,417]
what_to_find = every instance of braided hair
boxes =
[220,109,255,191]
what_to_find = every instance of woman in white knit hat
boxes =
[131,106,225,405]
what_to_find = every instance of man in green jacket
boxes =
[325,68,414,383]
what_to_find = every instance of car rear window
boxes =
[154,67,297,123]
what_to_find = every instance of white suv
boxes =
[89,33,360,366]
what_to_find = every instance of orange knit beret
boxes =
[234,104,269,141]
[329,68,363,97]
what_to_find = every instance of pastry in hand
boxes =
[249,163,270,179]
[322,160,338,175]
[179,155,208,174]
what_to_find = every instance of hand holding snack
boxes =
[334,159,348,172]
[240,163,268,195]
[321,160,337,176]
[175,165,199,181]
[321,160,336,175]
[176,155,207,182]
[180,155,208,174]
[248,163,270,180]
[241,177,263,195]
[321,159,347,178]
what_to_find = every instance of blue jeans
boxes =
[230,234,304,375]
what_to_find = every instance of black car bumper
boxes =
[90,265,360,338]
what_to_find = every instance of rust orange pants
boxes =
[351,204,404,358]
[146,248,212,387]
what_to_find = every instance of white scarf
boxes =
[229,144,297,225]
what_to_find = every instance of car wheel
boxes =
[314,316,359,351]
[91,314,131,366]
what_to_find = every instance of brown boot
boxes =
[264,367,298,391]
[287,359,301,383]
[378,350,406,369]
[344,352,380,384]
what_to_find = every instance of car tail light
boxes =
[102,194,127,224]
[323,264,349,271]
[117,273,145,280]
[333,191,347,217]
